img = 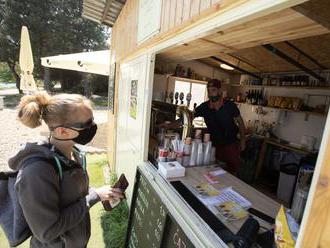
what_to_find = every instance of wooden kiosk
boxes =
[82,0,330,247]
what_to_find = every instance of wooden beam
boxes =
[199,38,237,53]
[262,44,325,82]
[227,54,263,72]
[292,5,330,31]
[198,38,263,72]
[285,41,327,70]
[102,0,113,23]
[210,56,262,80]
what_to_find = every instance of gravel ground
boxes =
[0,89,108,171]
[0,108,45,171]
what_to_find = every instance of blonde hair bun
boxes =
[18,92,51,128]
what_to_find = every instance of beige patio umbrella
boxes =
[19,26,37,93]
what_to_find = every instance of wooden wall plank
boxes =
[112,0,243,61]
[190,0,201,18]
[212,0,221,5]
[162,0,171,32]
[200,0,212,12]
[182,0,191,22]
[169,0,177,29]
[175,0,184,26]
[160,0,166,34]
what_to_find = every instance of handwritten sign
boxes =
[137,0,162,43]
[126,168,195,248]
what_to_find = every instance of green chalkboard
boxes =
[125,168,195,248]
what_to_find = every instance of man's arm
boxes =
[159,104,203,130]
[234,115,246,151]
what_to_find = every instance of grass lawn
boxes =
[0,154,128,248]
[90,96,108,107]
[1,94,23,109]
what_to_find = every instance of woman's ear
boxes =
[53,127,74,139]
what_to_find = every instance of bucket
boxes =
[277,163,299,206]
[300,135,316,151]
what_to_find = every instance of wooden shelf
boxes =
[229,84,330,90]
[171,76,207,84]
[236,102,327,117]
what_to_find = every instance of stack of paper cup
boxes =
[189,141,198,166]
[210,147,216,163]
[203,141,212,165]
[183,137,192,166]
[196,142,204,165]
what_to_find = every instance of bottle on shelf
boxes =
[236,93,242,103]
[251,90,256,105]
[246,90,251,104]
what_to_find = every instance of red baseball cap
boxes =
[207,79,222,88]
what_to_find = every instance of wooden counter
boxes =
[255,138,315,179]
[169,165,280,234]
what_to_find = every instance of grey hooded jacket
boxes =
[8,142,100,248]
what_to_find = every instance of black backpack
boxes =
[0,155,63,247]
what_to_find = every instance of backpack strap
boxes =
[52,155,63,180]
[72,146,87,174]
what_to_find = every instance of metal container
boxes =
[291,188,308,223]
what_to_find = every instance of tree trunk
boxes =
[6,61,22,94]
[43,67,51,92]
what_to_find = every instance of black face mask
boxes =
[53,124,98,145]
[71,124,98,145]
[209,95,220,102]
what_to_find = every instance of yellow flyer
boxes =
[215,201,248,222]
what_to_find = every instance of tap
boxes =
[176,105,193,140]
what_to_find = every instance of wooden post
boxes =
[296,112,330,247]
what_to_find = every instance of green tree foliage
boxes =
[0,62,15,82]
[0,0,108,91]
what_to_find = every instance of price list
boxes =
[127,173,167,248]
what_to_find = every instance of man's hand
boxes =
[95,186,124,202]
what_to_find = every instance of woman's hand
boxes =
[95,185,124,202]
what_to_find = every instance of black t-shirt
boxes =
[195,100,240,145]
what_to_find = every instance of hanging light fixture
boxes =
[220,63,234,70]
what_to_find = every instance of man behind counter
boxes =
[195,78,246,174]
[162,79,246,174]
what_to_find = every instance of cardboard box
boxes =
[158,161,185,179]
